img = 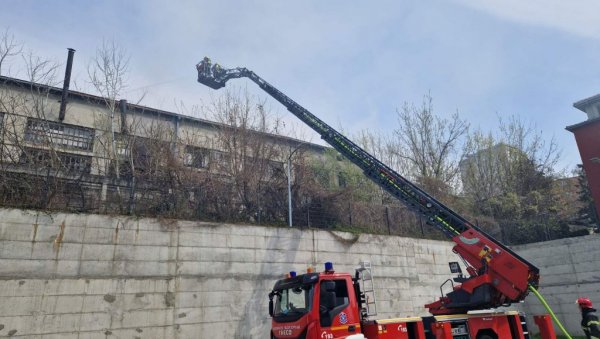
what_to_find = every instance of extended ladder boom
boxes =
[196,58,539,314]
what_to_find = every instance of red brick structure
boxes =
[567,94,600,220]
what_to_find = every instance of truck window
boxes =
[274,285,313,318]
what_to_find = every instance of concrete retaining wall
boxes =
[0,207,595,338]
[0,208,461,338]
[513,235,600,337]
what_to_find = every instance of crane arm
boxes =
[196,58,539,315]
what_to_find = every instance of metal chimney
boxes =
[59,48,76,121]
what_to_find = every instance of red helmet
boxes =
[577,297,593,308]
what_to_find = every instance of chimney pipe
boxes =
[59,48,76,121]
[119,99,128,134]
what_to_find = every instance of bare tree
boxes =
[0,27,22,76]
[88,40,129,109]
[355,129,408,175]
[394,94,469,197]
[0,44,93,210]
[203,88,290,222]
[460,116,565,243]
[87,39,131,208]
[497,115,561,185]
[22,51,59,86]
[462,116,561,204]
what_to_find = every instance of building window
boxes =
[114,134,130,158]
[19,147,92,174]
[24,118,94,151]
[0,112,4,130]
[268,161,285,179]
[184,146,209,169]
[60,152,92,173]
[110,134,172,176]
[211,150,231,170]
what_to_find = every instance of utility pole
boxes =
[287,142,307,227]
[287,155,293,227]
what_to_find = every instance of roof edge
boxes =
[566,116,600,132]
[0,75,328,151]
[573,93,600,112]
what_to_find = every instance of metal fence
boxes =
[0,164,580,245]
[0,166,453,240]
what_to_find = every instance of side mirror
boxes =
[268,292,275,317]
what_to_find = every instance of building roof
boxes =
[565,116,600,132]
[573,93,600,112]
[0,75,327,152]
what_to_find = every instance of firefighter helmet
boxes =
[576,297,593,308]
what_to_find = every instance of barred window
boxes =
[19,147,92,174]
[60,153,92,173]
[24,118,94,151]
[183,146,209,169]
[111,134,171,176]
[114,134,130,158]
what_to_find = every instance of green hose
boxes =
[528,284,572,339]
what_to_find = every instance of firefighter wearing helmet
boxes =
[577,297,600,339]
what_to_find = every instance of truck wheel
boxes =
[477,334,496,339]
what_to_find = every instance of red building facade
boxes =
[567,94,600,221]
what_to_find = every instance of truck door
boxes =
[318,279,360,338]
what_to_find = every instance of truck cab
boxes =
[269,264,365,339]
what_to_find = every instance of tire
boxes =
[477,334,495,339]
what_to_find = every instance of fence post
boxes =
[128,177,136,215]
[101,182,108,202]
[385,205,391,235]
[348,202,352,225]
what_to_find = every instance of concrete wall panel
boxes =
[513,235,600,337]
[0,207,595,338]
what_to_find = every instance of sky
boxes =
[2,0,600,173]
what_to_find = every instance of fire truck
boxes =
[195,59,559,339]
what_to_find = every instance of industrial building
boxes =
[0,74,327,220]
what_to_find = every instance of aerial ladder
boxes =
[194,58,540,316]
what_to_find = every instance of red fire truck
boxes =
[196,59,558,339]
[267,261,552,339]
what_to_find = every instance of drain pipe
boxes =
[119,99,128,133]
[59,48,75,121]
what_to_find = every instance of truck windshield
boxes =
[273,284,313,317]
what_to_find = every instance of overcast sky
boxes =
[2,0,599,173]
